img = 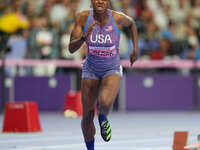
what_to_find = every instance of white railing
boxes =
[0,58,198,69]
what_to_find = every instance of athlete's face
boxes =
[91,0,109,13]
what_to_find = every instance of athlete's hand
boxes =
[129,50,138,66]
[82,21,99,40]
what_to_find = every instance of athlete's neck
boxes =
[93,9,108,26]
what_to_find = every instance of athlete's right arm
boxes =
[69,11,97,53]
[69,12,86,53]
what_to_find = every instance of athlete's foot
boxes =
[99,120,112,142]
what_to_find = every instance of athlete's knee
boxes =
[98,95,113,110]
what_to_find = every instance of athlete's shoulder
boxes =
[111,10,133,22]
[75,10,90,26]
[77,10,90,18]
[111,10,134,28]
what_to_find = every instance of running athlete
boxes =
[69,0,138,149]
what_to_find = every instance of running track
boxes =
[0,111,200,150]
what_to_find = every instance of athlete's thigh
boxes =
[98,75,121,104]
[81,78,100,114]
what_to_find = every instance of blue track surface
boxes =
[0,111,200,150]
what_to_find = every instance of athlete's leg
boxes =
[81,78,100,146]
[98,75,120,115]
[97,75,121,141]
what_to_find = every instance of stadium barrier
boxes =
[0,58,197,69]
[0,59,199,111]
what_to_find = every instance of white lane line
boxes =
[8,143,85,150]
[6,138,172,150]
[0,135,172,144]
[0,135,82,144]
[9,145,171,150]
[96,147,171,150]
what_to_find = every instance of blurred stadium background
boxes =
[1,0,200,111]
[0,0,200,149]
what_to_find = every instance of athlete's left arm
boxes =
[114,12,138,66]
